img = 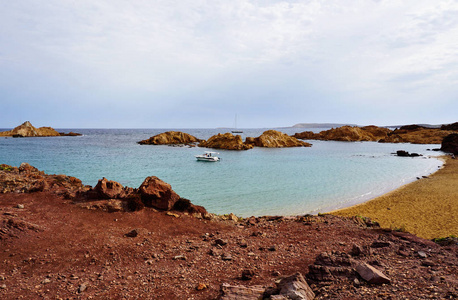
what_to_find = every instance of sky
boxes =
[1,0,458,128]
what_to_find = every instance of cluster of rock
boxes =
[293,123,458,144]
[0,121,81,137]
[137,131,201,145]
[0,163,85,195]
[139,130,311,150]
[0,163,206,216]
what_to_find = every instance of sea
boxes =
[0,127,444,217]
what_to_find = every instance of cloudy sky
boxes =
[1,0,458,128]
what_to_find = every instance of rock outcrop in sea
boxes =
[138,131,201,145]
[0,121,81,137]
[293,123,458,144]
[200,130,311,150]
[198,133,254,150]
[0,121,60,137]
[246,130,312,147]
[293,125,391,142]
[379,125,455,144]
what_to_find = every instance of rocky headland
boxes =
[293,126,391,142]
[0,163,456,299]
[0,121,81,137]
[138,131,201,146]
[293,123,458,144]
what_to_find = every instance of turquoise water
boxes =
[0,128,443,217]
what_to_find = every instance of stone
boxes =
[241,269,255,280]
[93,178,125,199]
[125,229,139,238]
[196,283,208,290]
[219,283,265,300]
[139,176,180,210]
[371,241,391,248]
[274,272,315,300]
[214,238,228,246]
[16,204,25,209]
[355,262,391,284]
[222,253,233,261]
[417,251,428,258]
[78,282,89,293]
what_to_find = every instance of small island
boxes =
[0,121,81,137]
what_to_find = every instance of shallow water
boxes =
[0,128,444,217]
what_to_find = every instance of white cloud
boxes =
[1,0,458,127]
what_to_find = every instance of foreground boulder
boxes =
[0,121,60,137]
[441,133,458,155]
[139,176,180,210]
[138,131,201,145]
[199,133,253,150]
[246,130,311,147]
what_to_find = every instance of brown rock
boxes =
[139,176,180,210]
[93,178,125,199]
[138,131,201,145]
[355,262,391,284]
[246,130,311,148]
[199,133,253,150]
[294,125,390,142]
[0,121,60,137]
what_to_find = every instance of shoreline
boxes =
[331,155,457,239]
[316,155,444,215]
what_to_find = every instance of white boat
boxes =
[195,151,220,162]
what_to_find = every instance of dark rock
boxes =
[371,241,392,248]
[396,150,422,157]
[355,262,391,284]
[214,238,228,246]
[125,229,138,238]
[241,269,255,280]
[441,133,458,155]
[173,198,208,215]
[440,122,458,131]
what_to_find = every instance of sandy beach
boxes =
[332,156,458,239]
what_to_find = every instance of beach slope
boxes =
[332,156,458,239]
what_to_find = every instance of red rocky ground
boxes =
[0,165,457,299]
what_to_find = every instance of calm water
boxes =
[0,128,444,217]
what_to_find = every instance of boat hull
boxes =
[195,156,220,162]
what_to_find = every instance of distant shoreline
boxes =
[332,155,457,239]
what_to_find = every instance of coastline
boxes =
[331,155,458,239]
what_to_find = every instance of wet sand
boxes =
[332,156,458,239]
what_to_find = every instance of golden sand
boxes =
[332,156,458,239]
